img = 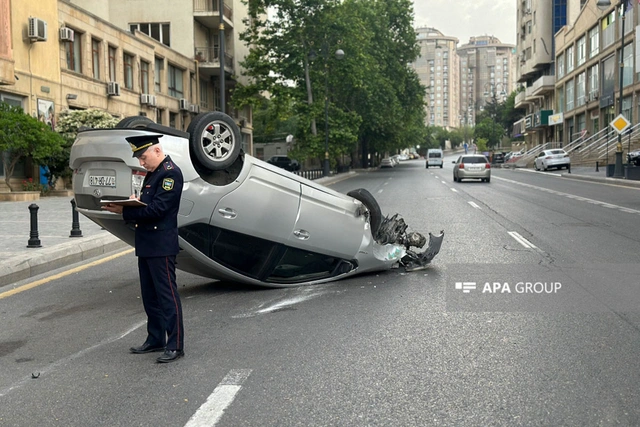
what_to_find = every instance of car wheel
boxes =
[440,164,443,168]
[115,116,154,128]
[187,112,242,171]
[426,164,429,168]
[543,164,548,171]
[534,162,539,171]
[486,177,491,183]
[347,188,382,237]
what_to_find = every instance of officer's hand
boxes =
[102,204,124,214]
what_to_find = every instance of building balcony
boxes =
[515,90,527,109]
[193,0,233,28]
[195,47,234,77]
[530,75,555,96]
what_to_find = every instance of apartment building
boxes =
[458,36,517,127]
[411,27,460,129]
[68,0,253,147]
[554,0,636,147]
[514,0,568,146]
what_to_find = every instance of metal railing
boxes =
[514,143,548,167]
[293,169,325,180]
[193,0,233,20]
[194,47,234,69]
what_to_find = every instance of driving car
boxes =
[266,155,300,171]
[380,158,394,168]
[426,148,444,168]
[492,152,505,164]
[452,155,491,183]
[70,112,444,287]
[534,149,571,171]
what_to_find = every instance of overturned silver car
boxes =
[70,112,443,287]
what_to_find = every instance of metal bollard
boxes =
[69,199,83,237]
[27,203,42,248]
[595,161,599,172]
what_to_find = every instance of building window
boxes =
[622,96,632,120]
[156,108,163,125]
[167,64,184,98]
[589,26,599,58]
[65,31,82,73]
[123,53,134,90]
[108,46,117,81]
[91,39,100,80]
[622,43,633,87]
[576,72,586,107]
[130,22,171,47]
[602,11,615,48]
[588,64,599,95]
[154,57,163,93]
[169,112,177,128]
[140,61,150,93]
[200,80,209,109]
[557,87,565,113]
[566,79,574,111]
[557,53,565,78]
[577,36,586,66]
[566,45,574,73]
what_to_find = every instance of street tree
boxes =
[52,109,120,188]
[0,103,65,191]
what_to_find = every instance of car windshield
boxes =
[549,150,565,155]
[429,152,441,158]
[461,156,487,164]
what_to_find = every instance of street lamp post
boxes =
[598,0,627,177]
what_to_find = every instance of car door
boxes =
[210,163,300,245]
[289,184,365,259]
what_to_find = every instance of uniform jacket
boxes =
[122,155,183,257]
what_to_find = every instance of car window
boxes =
[461,156,488,164]
[429,152,442,158]
[550,150,565,155]
[267,247,352,283]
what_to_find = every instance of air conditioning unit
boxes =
[148,95,157,107]
[140,94,152,105]
[107,81,121,96]
[189,104,199,114]
[179,98,189,111]
[59,27,74,42]
[28,17,48,42]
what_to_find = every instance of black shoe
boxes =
[130,343,165,354]
[156,350,184,363]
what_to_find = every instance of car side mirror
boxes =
[451,161,455,164]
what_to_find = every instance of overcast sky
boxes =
[412,0,517,46]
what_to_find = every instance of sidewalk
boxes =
[0,172,359,288]
[559,165,640,188]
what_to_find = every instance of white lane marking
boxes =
[517,168,562,177]
[377,189,383,194]
[441,181,446,184]
[468,201,481,209]
[494,176,640,215]
[451,188,458,193]
[434,176,439,179]
[508,231,537,249]
[184,370,252,427]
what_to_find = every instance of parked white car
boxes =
[534,149,571,171]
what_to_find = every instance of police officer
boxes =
[102,134,185,363]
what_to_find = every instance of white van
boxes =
[426,148,444,168]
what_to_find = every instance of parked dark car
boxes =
[627,149,640,166]
[267,155,301,171]
[492,152,505,164]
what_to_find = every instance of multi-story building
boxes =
[554,0,635,149]
[458,36,517,127]
[411,27,460,129]
[0,0,252,190]
[514,0,567,147]
[67,0,253,147]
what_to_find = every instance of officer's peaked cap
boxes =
[125,134,164,158]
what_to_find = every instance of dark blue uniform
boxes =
[122,156,184,352]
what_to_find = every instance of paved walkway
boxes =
[0,167,638,287]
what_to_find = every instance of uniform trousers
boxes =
[138,256,184,351]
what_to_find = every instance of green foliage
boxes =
[48,109,120,188]
[233,0,426,167]
[0,103,65,191]
[475,138,488,152]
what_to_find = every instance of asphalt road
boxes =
[2,157,640,426]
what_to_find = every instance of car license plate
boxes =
[89,175,116,187]
[468,166,481,171]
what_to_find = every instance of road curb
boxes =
[560,172,640,188]
[0,234,129,287]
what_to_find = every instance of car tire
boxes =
[187,112,242,171]
[426,164,429,168]
[347,188,382,237]
[486,178,491,183]
[440,164,443,168]
[115,116,154,129]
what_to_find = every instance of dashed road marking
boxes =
[468,201,481,209]
[508,231,537,249]
[451,188,458,193]
[377,189,383,194]
[184,370,252,427]
[441,181,446,184]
